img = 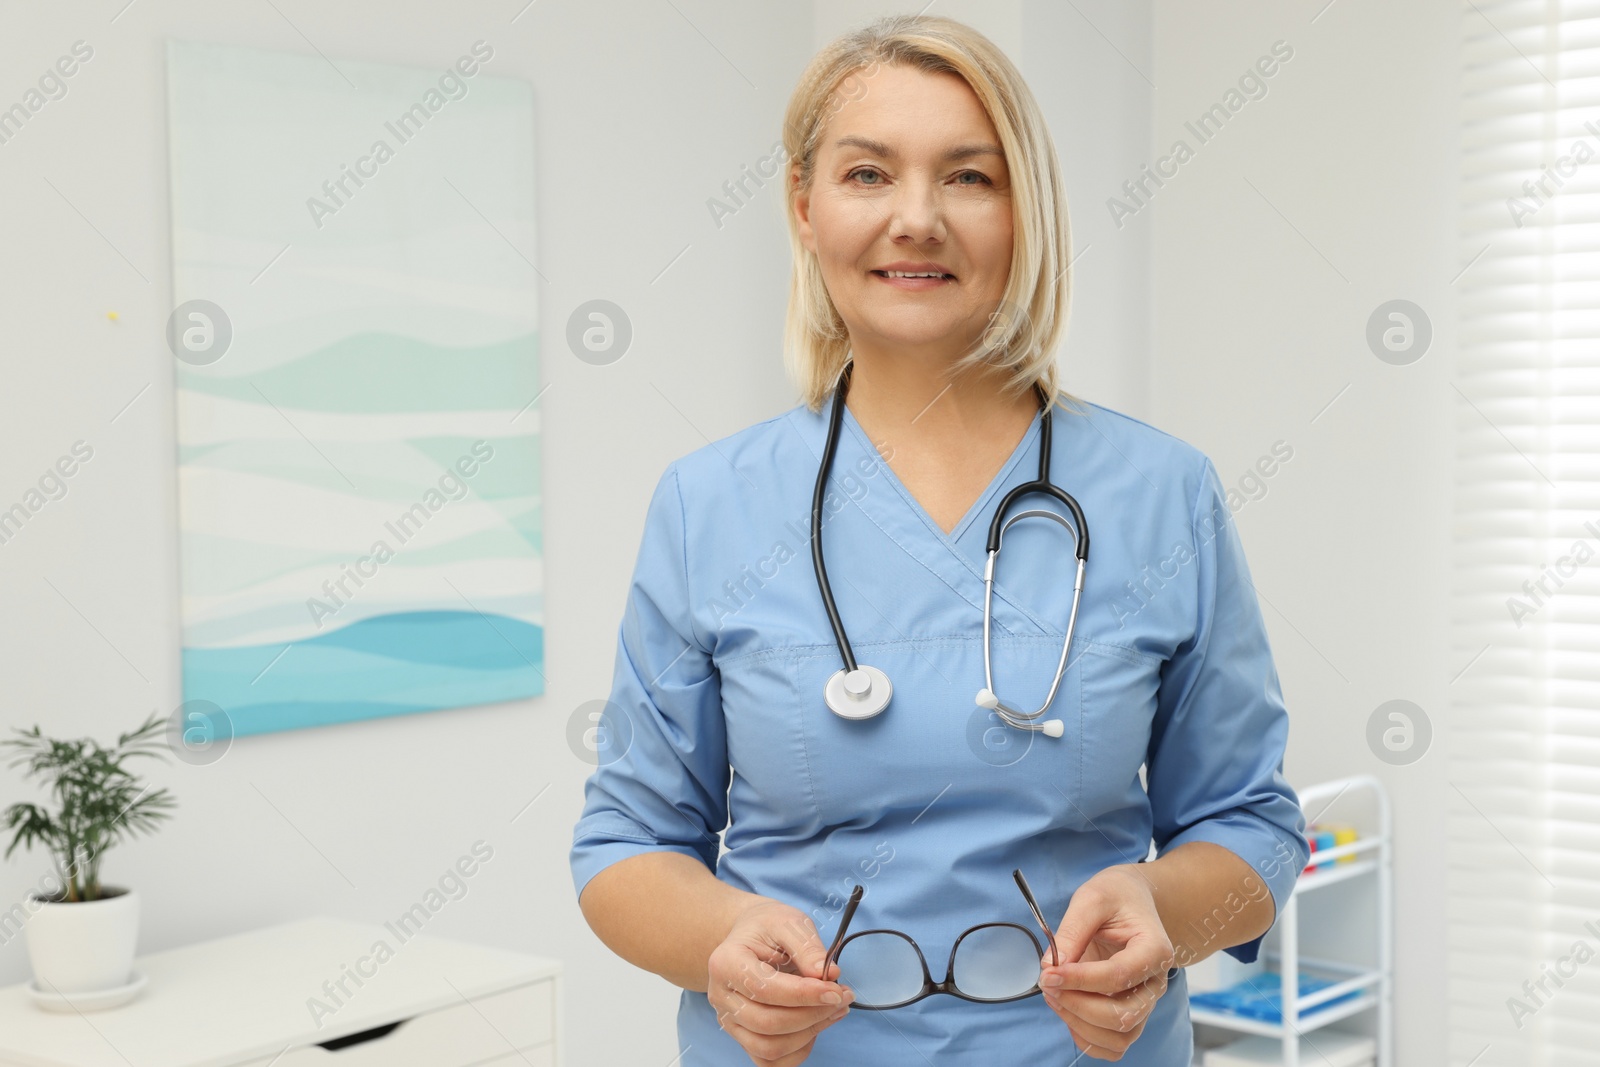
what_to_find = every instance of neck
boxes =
[842,352,1039,442]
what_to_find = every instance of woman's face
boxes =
[794,63,1014,368]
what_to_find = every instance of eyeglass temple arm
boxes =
[1012,868,1059,968]
[823,885,864,974]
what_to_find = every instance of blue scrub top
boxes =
[571,391,1310,1066]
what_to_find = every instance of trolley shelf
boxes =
[1190,993,1378,1039]
[1294,857,1378,895]
[1189,775,1392,1066]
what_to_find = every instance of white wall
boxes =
[0,3,815,1065]
[0,0,1450,1064]
[1150,1,1457,1062]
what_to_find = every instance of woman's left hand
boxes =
[1037,864,1176,1060]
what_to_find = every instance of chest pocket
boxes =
[718,633,1163,856]
[778,635,1096,828]
[1072,642,1163,832]
[964,637,1163,848]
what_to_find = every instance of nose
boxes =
[885,175,946,242]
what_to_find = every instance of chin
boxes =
[865,314,977,342]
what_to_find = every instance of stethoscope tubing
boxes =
[981,510,1087,725]
[811,360,1090,732]
[812,361,861,675]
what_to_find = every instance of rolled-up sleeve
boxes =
[1146,456,1310,965]
[570,462,729,905]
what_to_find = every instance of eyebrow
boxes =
[833,135,1003,164]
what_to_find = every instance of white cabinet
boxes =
[1190,775,1392,1067]
[0,916,561,1067]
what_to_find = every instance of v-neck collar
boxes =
[839,397,1044,548]
[789,395,1064,639]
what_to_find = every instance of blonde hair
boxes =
[781,14,1075,412]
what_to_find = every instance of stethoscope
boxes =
[810,360,1090,737]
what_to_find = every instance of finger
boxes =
[739,911,851,998]
[751,1035,818,1067]
[1049,884,1119,966]
[1071,1034,1129,1062]
[1044,994,1149,1058]
[1058,1017,1122,1063]
[716,981,852,1037]
[1046,969,1168,1033]
[717,998,848,1063]
[752,1040,817,1067]
[1047,929,1173,996]
[761,908,838,982]
[726,946,851,1008]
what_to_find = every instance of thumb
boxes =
[764,909,837,982]
[1043,886,1118,968]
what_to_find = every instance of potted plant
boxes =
[2,711,176,995]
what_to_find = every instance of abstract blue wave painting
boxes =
[166,40,543,736]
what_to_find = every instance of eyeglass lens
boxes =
[951,925,1043,999]
[835,932,923,1007]
[836,924,1043,1008]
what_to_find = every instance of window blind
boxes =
[1453,2,1600,1064]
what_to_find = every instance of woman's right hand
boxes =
[706,898,856,1066]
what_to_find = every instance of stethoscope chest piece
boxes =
[824,666,892,720]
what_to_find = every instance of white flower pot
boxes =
[24,886,140,994]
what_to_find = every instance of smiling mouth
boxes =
[871,270,956,280]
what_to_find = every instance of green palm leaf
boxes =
[1,711,178,901]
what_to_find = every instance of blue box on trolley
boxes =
[1189,972,1359,1023]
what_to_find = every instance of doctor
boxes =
[572,13,1308,1066]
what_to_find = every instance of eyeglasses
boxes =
[823,868,1060,1010]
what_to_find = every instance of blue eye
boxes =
[844,167,994,186]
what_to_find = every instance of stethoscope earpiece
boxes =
[974,689,1065,737]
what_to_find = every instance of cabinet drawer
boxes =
[247,979,552,1066]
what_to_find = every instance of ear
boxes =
[792,164,816,255]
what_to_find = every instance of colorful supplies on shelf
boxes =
[1305,830,1332,871]
[1188,972,1359,1024]
[1305,821,1359,870]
